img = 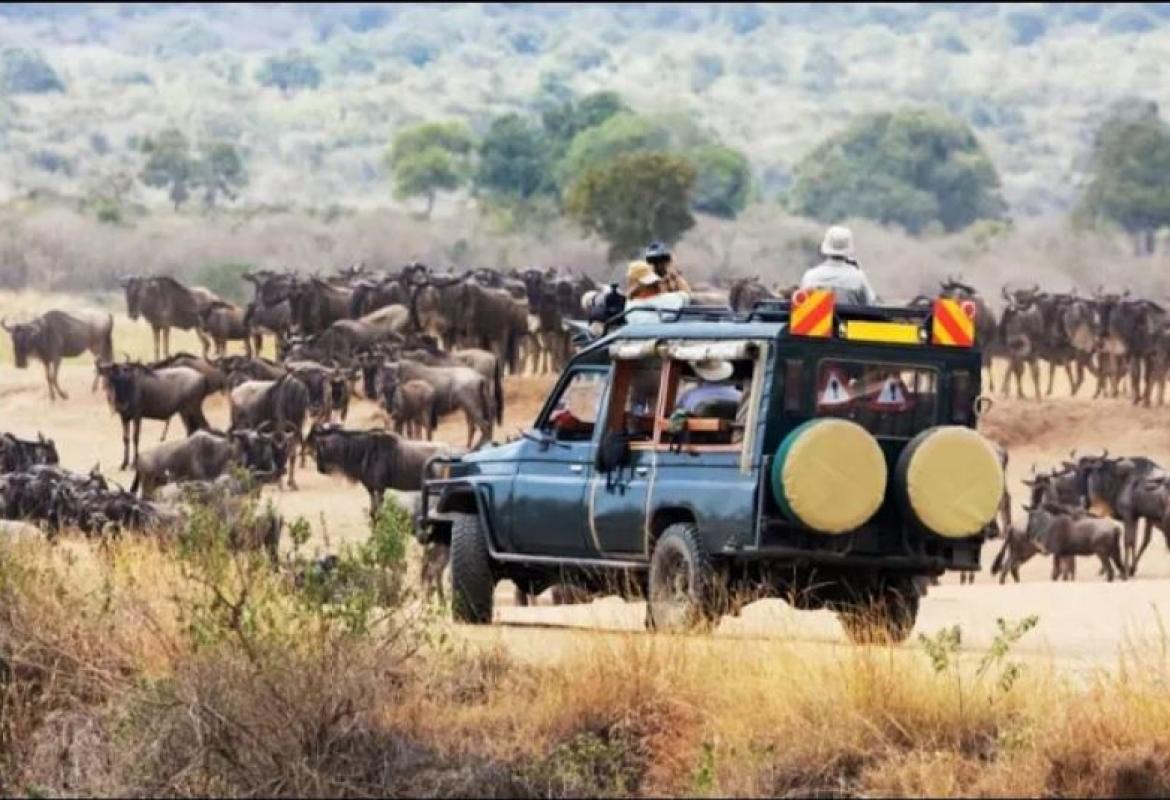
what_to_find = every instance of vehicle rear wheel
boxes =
[646,524,721,633]
[836,581,920,645]
[450,513,494,624]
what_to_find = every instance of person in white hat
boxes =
[798,225,879,307]
[675,358,743,415]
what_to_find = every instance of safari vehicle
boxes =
[418,291,1006,642]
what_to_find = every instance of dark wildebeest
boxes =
[1053,292,1100,397]
[97,362,214,470]
[1084,455,1166,577]
[410,273,469,351]
[130,427,288,499]
[1090,289,1147,400]
[386,359,495,449]
[0,432,59,472]
[218,354,287,388]
[728,276,779,314]
[289,276,355,335]
[122,275,218,360]
[307,424,454,520]
[199,300,254,358]
[999,286,1045,400]
[401,338,504,425]
[349,272,411,318]
[285,361,357,429]
[242,269,296,354]
[229,374,310,489]
[460,282,528,375]
[1024,502,1126,582]
[380,374,439,441]
[3,309,113,401]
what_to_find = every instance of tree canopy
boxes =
[557,111,671,193]
[689,143,752,218]
[1079,101,1170,253]
[475,113,550,201]
[256,51,322,94]
[385,121,474,218]
[787,109,1006,234]
[566,151,696,263]
[1,48,63,94]
[138,130,247,211]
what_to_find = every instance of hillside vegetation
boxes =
[4,3,1170,219]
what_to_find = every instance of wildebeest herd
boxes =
[4,263,1170,599]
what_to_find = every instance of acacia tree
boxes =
[384,121,473,218]
[566,152,696,263]
[1080,101,1170,255]
[139,130,247,211]
[788,109,1006,234]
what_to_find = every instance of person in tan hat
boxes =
[799,225,879,306]
[624,259,691,324]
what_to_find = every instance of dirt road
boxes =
[4,328,1170,670]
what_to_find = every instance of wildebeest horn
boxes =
[257,421,274,434]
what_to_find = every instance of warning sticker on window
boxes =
[868,375,914,411]
[817,368,853,409]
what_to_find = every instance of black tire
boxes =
[449,513,494,624]
[646,523,722,633]
[836,581,920,645]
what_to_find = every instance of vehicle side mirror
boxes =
[596,430,631,473]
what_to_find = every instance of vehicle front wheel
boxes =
[836,582,920,645]
[646,524,722,633]
[449,513,495,624]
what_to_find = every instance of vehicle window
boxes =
[662,358,754,449]
[544,370,609,442]
[605,358,664,442]
[814,359,938,438]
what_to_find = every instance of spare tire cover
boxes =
[896,426,1004,538]
[771,419,888,534]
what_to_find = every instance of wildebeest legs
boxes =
[50,359,69,400]
[42,360,58,402]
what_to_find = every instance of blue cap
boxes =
[644,241,672,261]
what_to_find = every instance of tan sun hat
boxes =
[626,260,662,294]
[692,358,734,382]
[820,225,855,259]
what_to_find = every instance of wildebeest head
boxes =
[374,362,402,403]
[96,361,149,412]
[121,276,145,320]
[230,424,293,484]
[1,317,43,368]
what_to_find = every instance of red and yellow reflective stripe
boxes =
[791,290,834,337]
[931,299,975,347]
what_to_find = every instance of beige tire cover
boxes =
[897,426,1005,538]
[771,419,888,534]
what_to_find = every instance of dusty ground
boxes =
[4,306,1170,670]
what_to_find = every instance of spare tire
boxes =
[896,426,1005,538]
[771,419,888,534]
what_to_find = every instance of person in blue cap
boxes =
[644,241,690,294]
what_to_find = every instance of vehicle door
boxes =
[590,353,665,555]
[646,341,768,557]
[509,365,610,557]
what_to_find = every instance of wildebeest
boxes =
[229,374,310,489]
[400,337,504,425]
[242,269,295,353]
[382,377,439,440]
[3,309,114,401]
[386,359,495,449]
[1024,502,1126,582]
[728,276,780,314]
[199,300,254,358]
[1084,455,1166,576]
[289,276,355,335]
[989,524,1044,584]
[130,427,287,499]
[122,275,218,360]
[0,431,59,472]
[999,286,1046,400]
[285,361,356,427]
[97,362,214,470]
[307,424,454,519]
[218,354,287,387]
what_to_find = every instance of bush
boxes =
[193,261,254,304]
[1,47,63,94]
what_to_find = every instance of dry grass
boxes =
[4,530,1170,797]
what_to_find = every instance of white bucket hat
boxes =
[820,225,855,259]
[691,358,734,382]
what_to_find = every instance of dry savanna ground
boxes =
[5,292,1170,796]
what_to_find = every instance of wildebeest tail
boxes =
[102,313,115,362]
[494,357,504,424]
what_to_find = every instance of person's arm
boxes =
[672,271,691,293]
[860,271,879,305]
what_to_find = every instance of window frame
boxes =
[536,364,612,441]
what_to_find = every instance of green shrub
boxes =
[193,261,254,304]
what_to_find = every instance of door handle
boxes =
[569,464,584,473]
[635,466,649,477]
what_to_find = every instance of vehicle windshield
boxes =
[814,359,938,438]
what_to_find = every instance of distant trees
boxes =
[1079,101,1170,254]
[138,130,248,211]
[788,109,1006,234]
[689,144,752,218]
[1,48,63,94]
[385,121,474,218]
[475,113,550,202]
[256,51,322,95]
[566,152,696,262]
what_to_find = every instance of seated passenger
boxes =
[624,260,690,325]
[675,359,743,418]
